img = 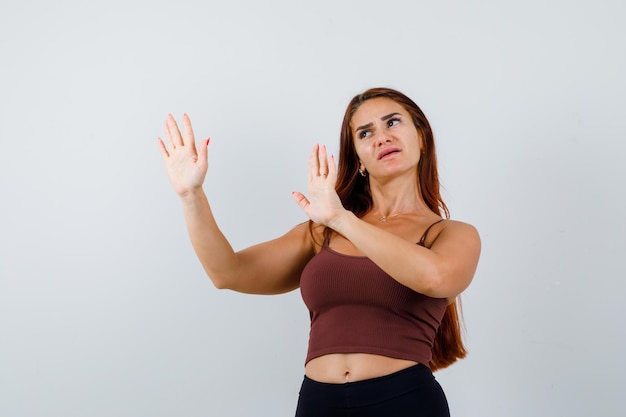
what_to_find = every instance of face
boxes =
[350,97,422,179]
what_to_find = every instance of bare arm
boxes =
[158,114,315,294]
[328,214,480,298]
[292,144,480,299]
[180,190,315,294]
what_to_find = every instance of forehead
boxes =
[351,97,408,128]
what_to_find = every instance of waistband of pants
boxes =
[300,363,435,406]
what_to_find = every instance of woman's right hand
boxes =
[157,114,209,198]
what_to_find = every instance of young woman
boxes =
[158,88,481,416]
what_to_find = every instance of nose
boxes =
[375,129,392,146]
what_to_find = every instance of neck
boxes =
[368,174,431,218]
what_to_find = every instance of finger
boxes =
[166,114,184,147]
[328,154,337,180]
[181,113,196,152]
[291,191,310,211]
[198,137,210,166]
[318,144,329,177]
[307,144,319,182]
[164,120,176,149]
[157,137,170,159]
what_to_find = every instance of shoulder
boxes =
[425,219,480,249]
[289,221,327,252]
[428,220,481,295]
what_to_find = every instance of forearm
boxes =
[329,212,442,296]
[179,189,239,288]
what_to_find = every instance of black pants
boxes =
[295,364,450,417]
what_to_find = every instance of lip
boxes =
[377,147,402,160]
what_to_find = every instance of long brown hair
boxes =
[336,87,466,371]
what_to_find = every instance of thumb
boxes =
[291,192,310,211]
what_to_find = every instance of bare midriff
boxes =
[305,353,419,383]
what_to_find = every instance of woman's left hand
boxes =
[292,144,348,228]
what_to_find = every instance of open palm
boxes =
[157,114,209,197]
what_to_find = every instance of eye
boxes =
[387,118,400,128]
[358,130,371,139]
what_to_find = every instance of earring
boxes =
[359,168,367,177]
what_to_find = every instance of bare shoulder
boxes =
[440,219,480,237]
[427,219,481,251]
[287,221,325,248]
[427,219,481,297]
[275,220,319,255]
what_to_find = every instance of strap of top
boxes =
[322,219,444,248]
[418,219,445,246]
[322,229,332,247]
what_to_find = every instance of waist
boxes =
[304,352,420,383]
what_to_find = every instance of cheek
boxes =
[352,141,366,159]
[353,145,373,167]
[416,132,424,150]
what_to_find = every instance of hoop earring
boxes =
[359,168,367,177]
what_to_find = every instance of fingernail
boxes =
[206,138,211,146]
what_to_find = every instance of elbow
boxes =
[422,277,443,298]
[202,258,242,290]
[419,265,448,298]
[202,257,241,291]
[212,279,228,290]
[421,268,471,299]
[207,272,233,290]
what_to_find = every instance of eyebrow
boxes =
[354,112,402,134]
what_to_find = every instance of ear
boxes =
[359,160,365,171]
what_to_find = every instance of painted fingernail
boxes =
[206,138,211,146]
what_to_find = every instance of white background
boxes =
[1,0,624,416]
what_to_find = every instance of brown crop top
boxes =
[299,220,447,367]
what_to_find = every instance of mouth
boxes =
[377,147,401,160]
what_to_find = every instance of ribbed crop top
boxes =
[299,220,447,367]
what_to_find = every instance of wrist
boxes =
[179,187,206,204]
[327,210,355,234]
